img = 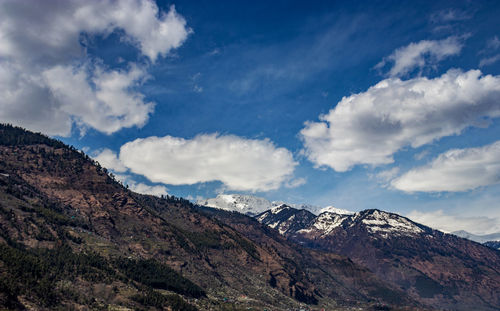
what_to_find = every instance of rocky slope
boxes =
[257,207,500,311]
[0,124,422,310]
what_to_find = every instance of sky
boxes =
[1,0,500,235]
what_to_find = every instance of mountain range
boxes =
[254,205,500,311]
[201,194,500,311]
[202,194,500,248]
[1,124,499,311]
[0,124,424,310]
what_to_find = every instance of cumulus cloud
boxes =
[119,134,298,192]
[93,148,127,173]
[407,210,500,235]
[43,63,154,134]
[0,0,190,136]
[376,37,464,77]
[300,69,500,172]
[392,141,500,192]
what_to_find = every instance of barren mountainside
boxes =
[0,124,423,310]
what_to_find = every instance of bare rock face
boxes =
[257,206,500,311]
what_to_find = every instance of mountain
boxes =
[256,204,317,235]
[451,230,500,243]
[257,207,500,311]
[197,194,273,216]
[197,194,345,216]
[0,124,423,310]
[317,205,354,215]
[484,241,500,250]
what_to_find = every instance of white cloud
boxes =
[42,63,154,134]
[129,182,168,197]
[407,210,500,235]
[392,141,500,192]
[479,54,500,67]
[376,37,464,77]
[0,0,190,136]
[0,1,189,64]
[119,134,297,192]
[300,69,500,172]
[285,177,307,188]
[93,148,127,173]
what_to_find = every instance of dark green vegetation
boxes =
[0,239,202,309]
[114,257,205,298]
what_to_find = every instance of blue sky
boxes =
[1,0,500,234]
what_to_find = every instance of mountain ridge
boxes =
[0,124,423,310]
[255,205,500,311]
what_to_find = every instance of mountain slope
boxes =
[0,124,422,310]
[257,207,500,311]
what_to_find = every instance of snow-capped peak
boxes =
[318,205,354,215]
[197,194,272,216]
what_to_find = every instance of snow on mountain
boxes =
[197,194,272,216]
[259,206,428,240]
[298,212,350,235]
[451,230,500,243]
[198,193,359,219]
[256,204,316,235]
[198,194,326,216]
[358,210,424,238]
[317,205,354,215]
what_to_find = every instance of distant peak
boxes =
[318,206,354,215]
[197,194,272,216]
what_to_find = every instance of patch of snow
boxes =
[362,210,423,237]
[318,206,354,215]
[197,194,272,215]
[299,213,348,235]
[270,204,290,214]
